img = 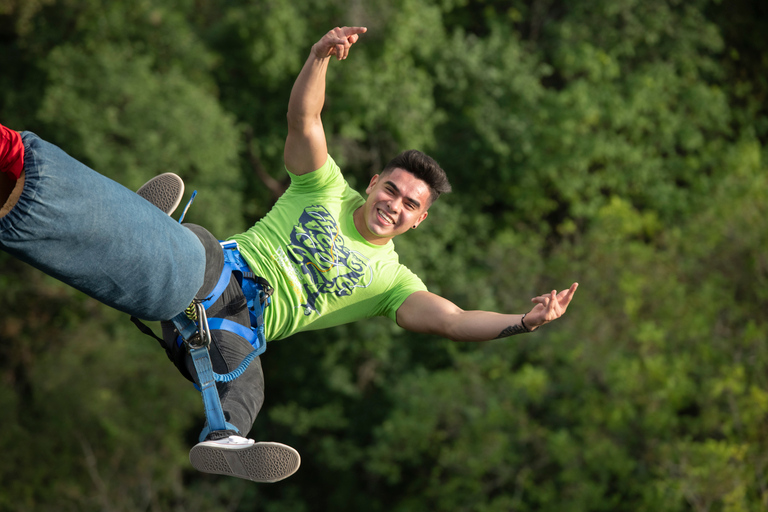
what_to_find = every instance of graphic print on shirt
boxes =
[283,205,372,316]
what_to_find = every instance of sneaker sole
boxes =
[189,441,301,483]
[136,173,184,216]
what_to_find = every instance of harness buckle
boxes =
[185,301,212,349]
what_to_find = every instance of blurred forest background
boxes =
[1,0,767,510]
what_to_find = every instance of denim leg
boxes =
[0,132,205,320]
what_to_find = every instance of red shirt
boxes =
[1,124,24,180]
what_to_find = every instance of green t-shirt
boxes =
[229,155,427,341]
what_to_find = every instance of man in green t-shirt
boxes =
[184,26,577,481]
[275,26,577,343]
[230,153,432,341]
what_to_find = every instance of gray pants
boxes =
[160,225,265,440]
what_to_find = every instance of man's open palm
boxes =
[526,282,579,328]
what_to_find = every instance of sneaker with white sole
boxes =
[189,435,301,483]
[136,172,184,216]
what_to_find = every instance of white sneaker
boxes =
[202,435,255,447]
[189,436,301,483]
[136,172,184,216]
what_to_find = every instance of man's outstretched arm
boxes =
[284,26,367,176]
[396,283,579,342]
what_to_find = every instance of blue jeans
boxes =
[0,132,205,321]
[0,132,265,438]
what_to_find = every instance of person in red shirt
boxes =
[0,125,24,217]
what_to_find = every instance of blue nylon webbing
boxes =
[201,262,233,309]
[190,345,228,432]
[207,318,257,347]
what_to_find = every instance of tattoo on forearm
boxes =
[495,324,527,339]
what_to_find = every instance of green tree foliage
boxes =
[1,0,767,510]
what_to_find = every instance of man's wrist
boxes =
[521,313,537,333]
[492,314,539,339]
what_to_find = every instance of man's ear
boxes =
[411,210,429,229]
[365,174,380,195]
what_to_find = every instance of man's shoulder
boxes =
[288,154,341,185]
[283,156,363,208]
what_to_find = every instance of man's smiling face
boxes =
[353,167,432,245]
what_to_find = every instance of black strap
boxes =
[130,316,166,348]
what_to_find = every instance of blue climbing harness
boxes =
[169,239,272,442]
[129,191,271,441]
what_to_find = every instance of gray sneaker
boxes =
[136,172,184,216]
[189,435,301,483]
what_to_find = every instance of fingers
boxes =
[325,26,367,60]
[526,282,578,326]
[530,290,556,305]
[549,290,558,313]
[343,26,368,37]
[530,283,579,311]
[560,283,579,308]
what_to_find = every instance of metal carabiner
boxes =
[186,301,212,349]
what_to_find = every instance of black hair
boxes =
[381,149,452,205]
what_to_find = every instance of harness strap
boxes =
[129,315,165,346]
[190,345,237,435]
[188,316,265,442]
[207,318,257,348]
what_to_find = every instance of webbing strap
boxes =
[190,346,226,431]
[202,262,233,309]
[207,318,262,351]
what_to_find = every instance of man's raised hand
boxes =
[313,26,367,60]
